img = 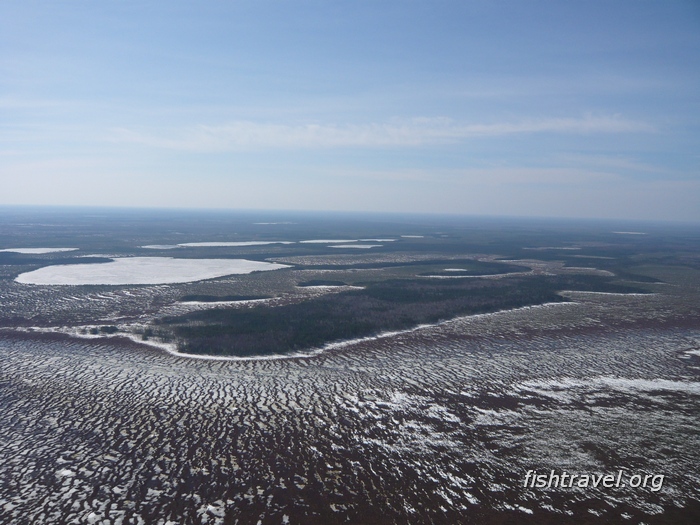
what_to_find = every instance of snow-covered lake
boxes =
[15,257,290,285]
[142,241,293,249]
[0,248,78,254]
[330,244,382,249]
[299,239,358,244]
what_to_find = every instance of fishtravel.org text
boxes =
[524,470,664,492]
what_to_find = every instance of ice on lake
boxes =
[142,241,293,249]
[15,257,290,285]
[177,241,294,247]
[0,248,78,254]
[330,244,382,249]
[299,239,358,243]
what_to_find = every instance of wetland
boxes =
[0,207,698,524]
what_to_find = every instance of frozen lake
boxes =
[15,257,290,285]
[0,247,78,254]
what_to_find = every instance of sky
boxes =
[1,0,699,221]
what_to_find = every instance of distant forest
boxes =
[160,273,645,357]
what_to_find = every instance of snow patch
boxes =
[518,376,700,396]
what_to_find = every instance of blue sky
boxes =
[2,0,699,221]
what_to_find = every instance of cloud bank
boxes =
[111,114,653,151]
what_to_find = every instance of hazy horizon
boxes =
[2,1,699,221]
[2,203,699,228]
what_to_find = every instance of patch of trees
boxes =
[295,259,523,274]
[89,325,118,335]
[158,273,649,357]
[297,280,348,287]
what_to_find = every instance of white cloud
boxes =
[553,154,669,174]
[320,166,626,186]
[109,114,654,151]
